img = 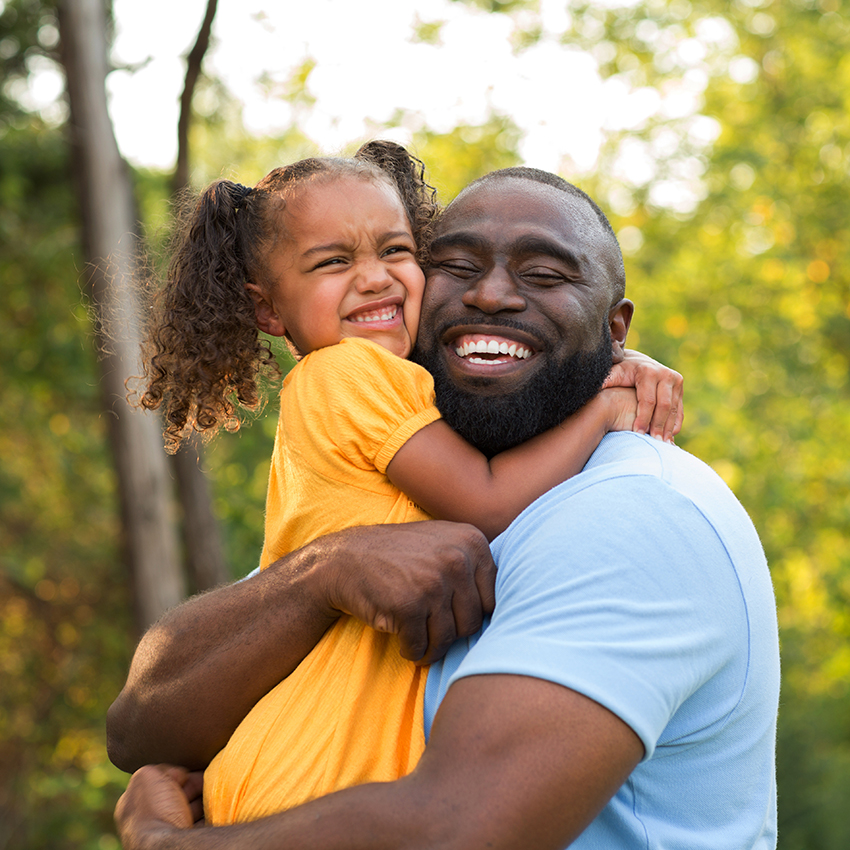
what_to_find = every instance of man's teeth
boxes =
[454,339,532,360]
[351,306,398,323]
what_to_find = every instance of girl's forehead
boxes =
[282,175,405,224]
[269,176,411,253]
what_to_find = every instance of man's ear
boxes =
[245,283,286,337]
[608,299,634,363]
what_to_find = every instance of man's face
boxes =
[412,177,632,456]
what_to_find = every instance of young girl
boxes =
[138,141,680,825]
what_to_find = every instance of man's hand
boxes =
[115,765,203,850]
[603,349,684,443]
[307,521,496,664]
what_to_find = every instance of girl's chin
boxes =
[346,331,412,360]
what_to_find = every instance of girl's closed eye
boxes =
[313,256,348,270]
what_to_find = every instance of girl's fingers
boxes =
[632,383,658,435]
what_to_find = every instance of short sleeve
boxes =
[443,474,749,760]
[284,338,441,477]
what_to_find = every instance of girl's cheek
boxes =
[404,308,420,346]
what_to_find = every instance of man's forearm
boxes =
[121,774,429,850]
[107,543,340,772]
[116,676,642,850]
[107,522,497,773]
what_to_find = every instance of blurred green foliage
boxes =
[0,115,129,849]
[564,2,850,846]
[1,0,848,847]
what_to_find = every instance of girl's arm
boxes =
[388,355,684,542]
[388,387,634,542]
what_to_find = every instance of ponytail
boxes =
[137,179,277,453]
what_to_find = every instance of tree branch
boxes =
[173,0,218,194]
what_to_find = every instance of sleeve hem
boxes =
[445,654,658,761]
[374,405,442,474]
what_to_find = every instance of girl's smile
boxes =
[346,296,404,327]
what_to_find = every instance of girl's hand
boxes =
[603,350,683,443]
[599,387,639,435]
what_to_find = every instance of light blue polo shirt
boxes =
[424,433,779,849]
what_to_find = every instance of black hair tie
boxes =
[234,183,253,202]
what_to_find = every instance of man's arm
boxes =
[107,522,496,773]
[116,674,643,850]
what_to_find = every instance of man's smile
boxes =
[434,322,544,383]
[452,334,533,364]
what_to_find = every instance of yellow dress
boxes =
[204,338,441,824]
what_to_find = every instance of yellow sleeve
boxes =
[285,338,441,477]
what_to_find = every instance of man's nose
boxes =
[461,267,526,313]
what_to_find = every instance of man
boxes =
[111,169,779,850]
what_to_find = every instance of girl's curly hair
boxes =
[136,141,440,453]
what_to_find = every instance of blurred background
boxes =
[1,0,847,846]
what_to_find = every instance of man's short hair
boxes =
[461,167,626,300]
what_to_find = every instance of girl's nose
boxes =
[355,259,394,293]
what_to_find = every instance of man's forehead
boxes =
[431,174,625,299]
[436,177,598,240]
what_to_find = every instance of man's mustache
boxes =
[428,313,543,344]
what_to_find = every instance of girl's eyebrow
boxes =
[301,230,414,257]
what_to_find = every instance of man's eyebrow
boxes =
[301,230,413,257]
[511,236,583,270]
[428,231,490,254]
[430,231,584,270]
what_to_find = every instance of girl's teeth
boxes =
[352,306,398,323]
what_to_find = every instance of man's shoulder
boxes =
[583,431,714,482]
[515,432,728,518]
[497,432,765,577]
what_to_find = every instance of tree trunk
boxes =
[57,0,185,631]
[169,0,230,591]
[171,439,228,590]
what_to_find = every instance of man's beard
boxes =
[412,324,613,458]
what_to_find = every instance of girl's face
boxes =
[251,176,425,360]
